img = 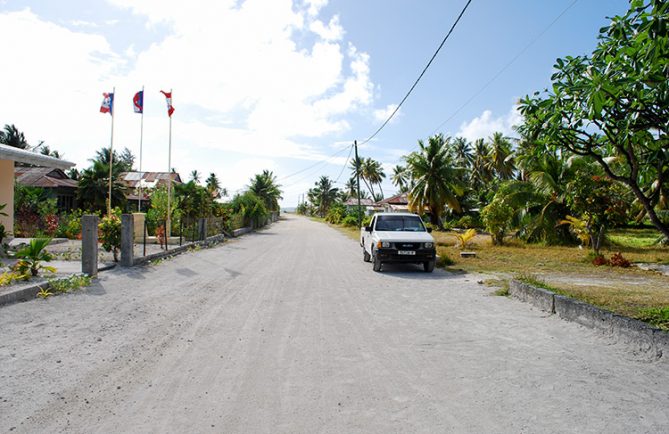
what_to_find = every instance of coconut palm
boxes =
[190,170,201,184]
[452,137,473,169]
[77,160,127,212]
[205,173,222,199]
[308,176,339,217]
[249,170,282,212]
[391,165,410,193]
[485,132,515,180]
[0,124,29,149]
[404,133,463,227]
[349,156,374,198]
[362,157,386,199]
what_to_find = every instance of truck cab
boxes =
[360,212,437,272]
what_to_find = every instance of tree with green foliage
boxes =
[308,176,339,217]
[404,133,463,227]
[231,191,268,228]
[0,124,29,149]
[519,0,669,239]
[248,170,282,213]
[205,173,224,199]
[77,159,126,213]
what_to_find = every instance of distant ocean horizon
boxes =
[282,207,296,213]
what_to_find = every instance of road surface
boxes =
[1,215,668,433]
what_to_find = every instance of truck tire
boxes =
[363,248,371,262]
[423,260,435,273]
[373,255,382,272]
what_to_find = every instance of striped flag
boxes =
[160,90,175,117]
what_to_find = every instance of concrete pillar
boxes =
[132,213,145,239]
[121,214,134,267]
[81,215,99,277]
[198,218,207,241]
[0,160,14,237]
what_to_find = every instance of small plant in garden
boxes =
[0,271,29,287]
[14,238,56,277]
[36,287,53,299]
[454,229,476,250]
[99,214,122,262]
[592,255,609,266]
[48,274,92,294]
[609,252,631,268]
[436,254,455,268]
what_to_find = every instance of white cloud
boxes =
[456,105,522,142]
[373,103,399,123]
[309,15,343,41]
[0,0,380,183]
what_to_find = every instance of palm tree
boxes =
[39,144,61,159]
[205,173,222,199]
[485,132,515,180]
[77,160,127,212]
[391,165,409,193]
[248,170,282,212]
[350,156,374,198]
[308,176,339,217]
[404,133,463,227]
[190,170,201,184]
[0,124,28,149]
[452,137,473,169]
[362,157,386,199]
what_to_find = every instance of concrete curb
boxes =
[133,233,226,266]
[0,264,117,308]
[509,280,669,360]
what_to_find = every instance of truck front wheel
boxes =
[373,254,382,272]
[363,248,371,262]
[423,260,435,272]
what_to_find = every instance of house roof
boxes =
[0,143,74,170]
[377,192,408,205]
[344,197,375,206]
[119,171,183,188]
[15,167,78,188]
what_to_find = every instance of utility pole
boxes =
[354,140,362,228]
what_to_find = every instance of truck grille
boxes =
[394,242,419,250]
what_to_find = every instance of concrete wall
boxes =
[0,160,14,236]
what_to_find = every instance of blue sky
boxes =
[0,0,630,206]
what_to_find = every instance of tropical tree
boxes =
[308,176,339,217]
[205,173,223,199]
[190,170,201,183]
[485,132,515,180]
[77,159,126,212]
[404,133,463,227]
[39,144,61,159]
[0,124,29,149]
[249,170,282,212]
[452,137,474,169]
[519,0,669,239]
[362,157,386,199]
[391,165,410,193]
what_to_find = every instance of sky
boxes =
[0,0,631,207]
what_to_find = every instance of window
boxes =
[375,215,426,232]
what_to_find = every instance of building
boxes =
[376,192,410,213]
[119,171,183,211]
[14,167,78,212]
[0,143,74,237]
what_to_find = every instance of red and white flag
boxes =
[100,92,114,115]
[160,90,175,117]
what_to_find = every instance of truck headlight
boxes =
[377,240,391,248]
[424,242,434,248]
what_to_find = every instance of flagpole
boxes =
[166,88,173,241]
[138,85,144,212]
[108,86,115,216]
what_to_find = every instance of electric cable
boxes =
[359,0,473,146]
[334,143,354,183]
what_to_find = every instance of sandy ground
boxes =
[1,214,668,433]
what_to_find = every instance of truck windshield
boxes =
[375,215,426,232]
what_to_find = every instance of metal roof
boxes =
[0,143,74,170]
[14,167,78,188]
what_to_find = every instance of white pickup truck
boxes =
[360,212,437,272]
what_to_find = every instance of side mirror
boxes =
[427,227,432,233]
[364,226,372,232]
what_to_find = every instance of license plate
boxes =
[398,250,416,255]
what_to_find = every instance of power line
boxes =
[277,144,351,182]
[359,0,473,146]
[334,143,354,183]
[428,0,580,137]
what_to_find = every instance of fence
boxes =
[137,216,227,258]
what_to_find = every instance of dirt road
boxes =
[1,215,667,433]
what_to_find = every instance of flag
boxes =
[133,90,144,113]
[160,90,175,117]
[100,92,114,115]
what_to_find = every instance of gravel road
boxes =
[1,214,668,433]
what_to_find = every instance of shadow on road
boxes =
[374,263,459,280]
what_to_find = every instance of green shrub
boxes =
[48,274,92,294]
[481,200,514,245]
[99,214,122,262]
[436,254,455,267]
[325,203,346,225]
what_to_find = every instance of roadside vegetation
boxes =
[308,0,668,330]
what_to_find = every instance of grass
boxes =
[324,219,669,330]
[430,228,669,329]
